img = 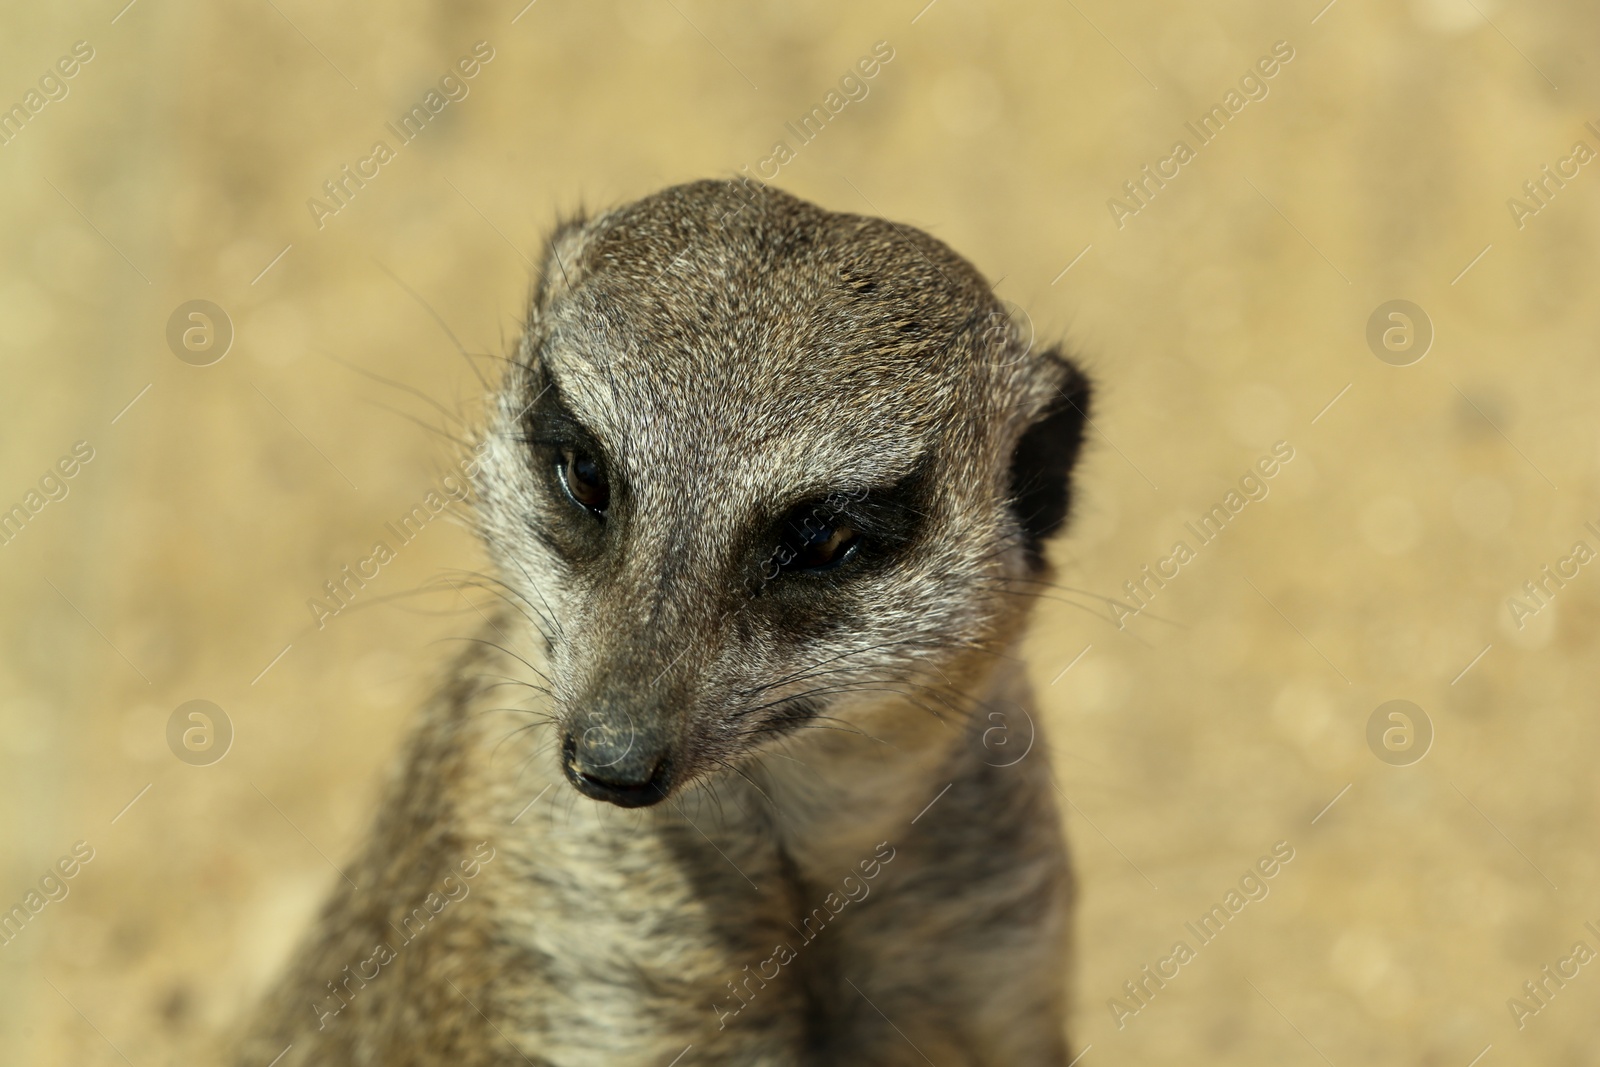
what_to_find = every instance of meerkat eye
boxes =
[556,447,609,514]
[778,509,861,573]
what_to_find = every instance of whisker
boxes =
[442,635,553,685]
[374,259,492,393]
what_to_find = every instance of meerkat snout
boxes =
[470,179,1092,810]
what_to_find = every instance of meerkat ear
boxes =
[1009,350,1092,567]
[530,212,589,314]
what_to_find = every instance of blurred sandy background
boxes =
[3,0,1599,1063]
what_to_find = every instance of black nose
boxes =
[562,731,672,808]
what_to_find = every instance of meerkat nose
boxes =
[561,728,673,808]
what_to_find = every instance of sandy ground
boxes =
[3,0,1599,1063]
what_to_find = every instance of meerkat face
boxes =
[474,181,1090,808]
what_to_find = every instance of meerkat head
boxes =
[473,180,1090,808]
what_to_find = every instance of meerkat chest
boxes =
[482,745,1006,1065]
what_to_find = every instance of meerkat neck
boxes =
[734,660,1023,875]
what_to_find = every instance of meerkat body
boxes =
[235,181,1091,1066]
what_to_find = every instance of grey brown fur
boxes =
[234,180,1093,1066]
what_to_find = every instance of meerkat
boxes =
[232,179,1093,1066]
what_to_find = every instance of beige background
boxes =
[3,0,1599,1063]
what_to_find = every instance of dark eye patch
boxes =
[770,506,860,574]
[754,457,931,590]
[513,372,615,561]
[516,374,596,454]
